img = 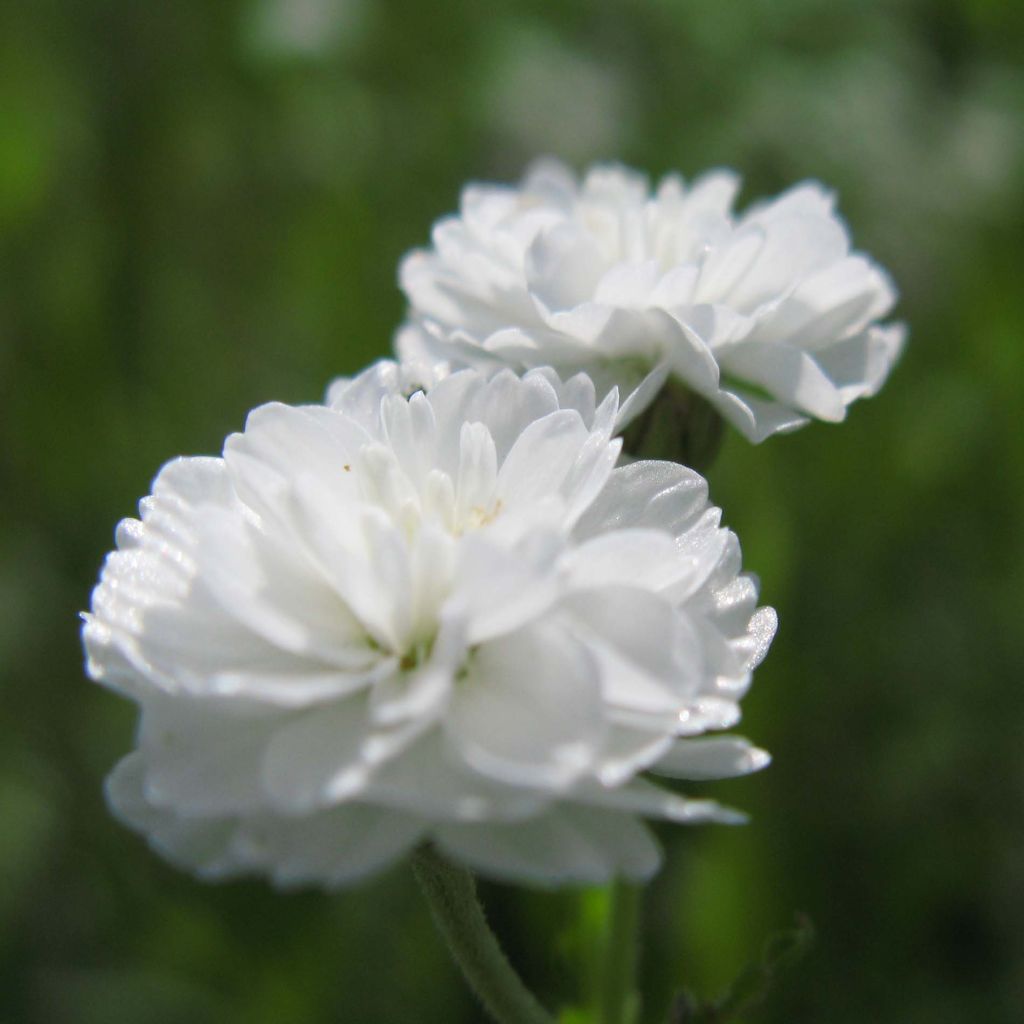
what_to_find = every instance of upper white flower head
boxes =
[399,159,905,442]
[84,363,775,887]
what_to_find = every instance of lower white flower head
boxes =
[84,364,775,887]
[399,159,906,442]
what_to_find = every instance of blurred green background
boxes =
[2,0,1023,1021]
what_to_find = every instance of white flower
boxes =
[84,364,775,888]
[399,159,905,442]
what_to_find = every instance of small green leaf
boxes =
[712,913,815,1020]
[665,915,814,1023]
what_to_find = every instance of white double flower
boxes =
[85,364,774,886]
[399,159,904,442]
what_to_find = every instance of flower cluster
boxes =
[84,159,901,888]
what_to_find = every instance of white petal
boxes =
[724,212,848,311]
[534,368,598,425]
[651,736,771,780]
[288,485,412,651]
[327,357,441,419]
[111,749,424,888]
[709,386,810,443]
[106,754,238,877]
[369,652,455,728]
[663,319,722,394]
[566,524,727,600]
[381,390,438,488]
[521,157,578,204]
[695,227,765,303]
[194,508,372,667]
[526,223,608,313]
[815,323,906,401]
[616,362,670,429]
[677,696,742,736]
[564,529,682,590]
[561,586,704,711]
[408,522,457,640]
[736,606,778,672]
[455,421,498,526]
[720,340,846,422]
[82,614,148,698]
[559,431,622,528]
[650,265,700,308]
[540,302,615,345]
[435,805,661,885]
[392,325,455,384]
[478,324,591,364]
[364,732,549,823]
[581,162,649,203]
[136,697,279,816]
[224,403,368,524]
[446,622,605,789]
[449,532,561,644]
[204,664,397,708]
[596,726,675,786]
[445,369,561,464]
[261,697,386,812]
[231,804,424,888]
[664,509,735,603]
[748,256,897,351]
[148,456,235,519]
[573,461,709,541]
[678,169,741,215]
[574,777,747,824]
[594,261,662,306]
[496,409,591,509]
[743,181,836,222]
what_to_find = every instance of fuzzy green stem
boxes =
[597,879,642,1024]
[411,845,555,1024]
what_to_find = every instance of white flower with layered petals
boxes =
[399,159,905,442]
[84,364,775,887]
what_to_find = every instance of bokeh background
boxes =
[3,0,1024,1021]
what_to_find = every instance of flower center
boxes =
[457,499,503,535]
[398,634,436,673]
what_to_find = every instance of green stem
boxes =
[598,879,642,1024]
[411,845,555,1024]
[620,378,725,473]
